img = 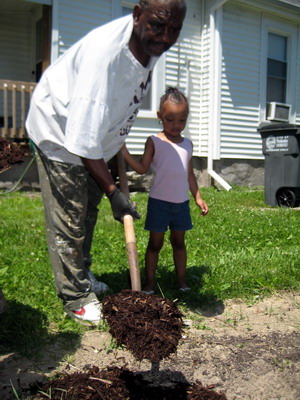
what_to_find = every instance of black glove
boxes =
[107,188,141,223]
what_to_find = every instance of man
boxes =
[26,0,186,325]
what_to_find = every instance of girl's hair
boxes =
[159,87,189,113]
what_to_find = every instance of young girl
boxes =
[123,87,208,293]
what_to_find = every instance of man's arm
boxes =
[81,157,140,222]
[81,157,117,195]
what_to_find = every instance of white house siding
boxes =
[163,0,204,155]
[57,0,113,56]
[0,11,32,81]
[52,0,300,168]
[198,6,212,160]
[297,27,300,125]
[0,9,33,128]
[220,0,300,160]
[220,2,263,160]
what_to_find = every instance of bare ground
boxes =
[0,292,299,399]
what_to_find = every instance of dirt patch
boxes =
[0,292,299,399]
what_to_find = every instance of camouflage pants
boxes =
[36,148,103,310]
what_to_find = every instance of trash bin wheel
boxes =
[276,188,297,208]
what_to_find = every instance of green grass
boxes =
[0,187,300,356]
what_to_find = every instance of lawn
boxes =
[0,187,299,355]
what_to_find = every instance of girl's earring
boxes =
[159,120,162,125]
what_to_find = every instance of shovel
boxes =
[116,150,141,291]
[116,153,160,372]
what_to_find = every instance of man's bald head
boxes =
[139,0,186,13]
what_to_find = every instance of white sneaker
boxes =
[65,300,102,325]
[88,270,110,295]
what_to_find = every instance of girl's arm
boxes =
[122,136,154,175]
[188,158,208,216]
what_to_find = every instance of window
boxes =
[121,2,165,116]
[267,33,287,103]
[260,18,297,123]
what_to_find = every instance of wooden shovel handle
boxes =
[123,214,141,291]
[116,151,141,291]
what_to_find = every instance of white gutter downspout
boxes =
[51,0,59,63]
[208,0,232,191]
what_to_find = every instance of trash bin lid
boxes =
[257,123,300,134]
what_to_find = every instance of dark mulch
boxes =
[31,291,228,399]
[34,365,228,399]
[187,382,228,400]
[102,289,183,362]
[0,138,25,172]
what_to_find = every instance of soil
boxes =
[0,291,299,400]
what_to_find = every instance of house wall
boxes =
[297,26,300,125]
[220,1,300,160]
[2,0,299,189]
[164,0,203,156]
[0,9,35,128]
[44,0,300,154]
[0,11,33,82]
[52,0,300,189]
[221,2,262,160]
[56,0,114,56]
[198,3,210,159]
[204,0,300,188]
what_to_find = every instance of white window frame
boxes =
[138,55,166,118]
[259,17,297,123]
[120,0,166,119]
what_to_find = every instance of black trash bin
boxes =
[258,123,300,207]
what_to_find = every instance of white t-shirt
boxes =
[26,15,157,165]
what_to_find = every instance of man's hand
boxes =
[108,188,141,222]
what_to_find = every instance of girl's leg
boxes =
[170,230,188,289]
[144,231,164,291]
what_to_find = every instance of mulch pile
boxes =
[34,365,228,399]
[102,289,183,362]
[0,138,25,172]
[32,291,228,399]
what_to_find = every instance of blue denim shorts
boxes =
[144,197,193,232]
